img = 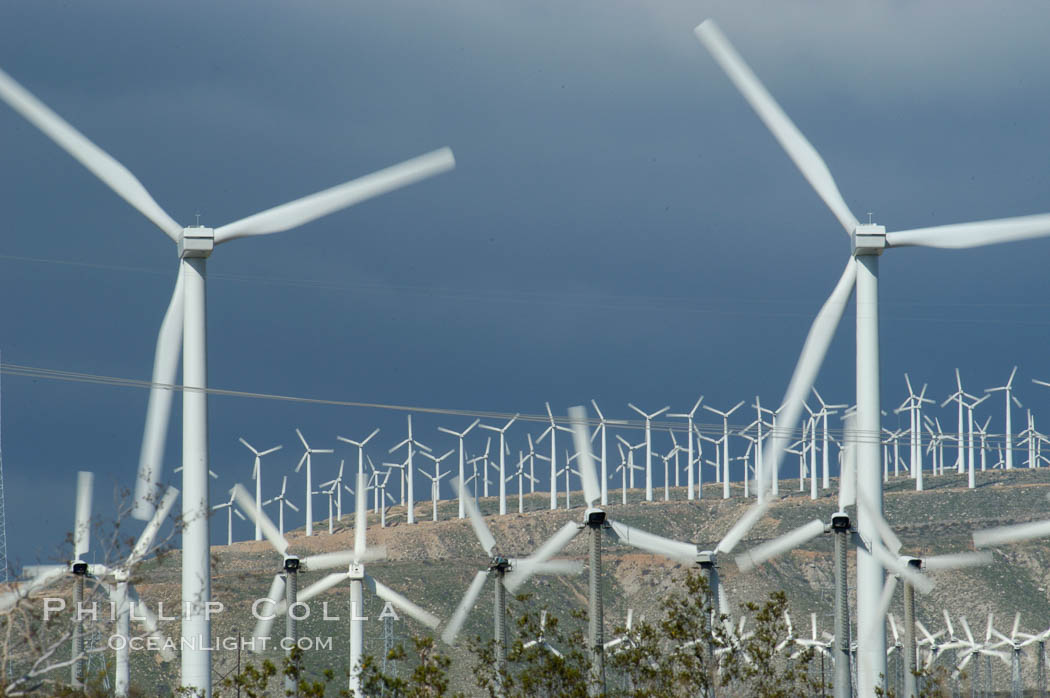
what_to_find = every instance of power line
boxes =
[0,361,1034,450]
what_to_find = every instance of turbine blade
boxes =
[757,258,857,502]
[973,519,1050,548]
[74,471,94,560]
[0,68,183,241]
[568,406,601,507]
[441,570,488,645]
[715,498,771,555]
[735,519,825,571]
[133,271,184,520]
[232,484,289,557]
[214,148,455,244]
[0,566,67,613]
[301,551,357,572]
[250,574,286,648]
[127,583,176,662]
[126,486,179,568]
[693,21,858,234]
[921,551,993,570]
[504,522,582,594]
[608,520,697,564]
[296,571,349,604]
[368,576,440,629]
[871,541,933,594]
[856,491,902,554]
[886,213,1050,250]
[454,476,497,556]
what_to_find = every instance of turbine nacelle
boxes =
[585,507,606,526]
[489,554,511,572]
[283,557,300,572]
[697,550,716,566]
[178,225,214,259]
[851,223,886,256]
[830,512,851,531]
[71,561,89,576]
[347,562,365,581]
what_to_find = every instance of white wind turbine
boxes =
[811,388,847,490]
[615,434,645,493]
[590,400,627,506]
[668,395,704,500]
[511,450,538,513]
[703,401,744,499]
[262,475,299,537]
[336,428,380,509]
[627,403,670,502]
[441,476,582,677]
[319,459,348,524]
[0,65,455,694]
[388,415,432,525]
[479,414,519,516]
[239,438,283,542]
[538,403,573,510]
[942,369,974,474]
[420,449,454,522]
[523,610,563,658]
[695,20,1050,693]
[436,419,480,519]
[986,367,1023,471]
[212,490,246,546]
[294,428,334,537]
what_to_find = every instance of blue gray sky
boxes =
[2,1,1050,569]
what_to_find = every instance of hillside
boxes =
[112,469,1050,694]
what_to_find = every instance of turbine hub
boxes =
[851,223,886,256]
[71,561,89,575]
[179,226,214,259]
[831,512,851,531]
[585,507,606,526]
[347,563,365,580]
[490,555,511,572]
[696,550,715,566]
[283,557,300,572]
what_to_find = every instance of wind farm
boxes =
[3,3,1050,696]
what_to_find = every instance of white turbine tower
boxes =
[811,388,847,490]
[437,419,480,519]
[694,19,1050,694]
[627,403,670,502]
[294,428,333,537]
[986,367,1022,470]
[668,395,704,500]
[239,438,282,542]
[703,401,744,499]
[479,414,518,516]
[388,415,432,525]
[0,65,456,695]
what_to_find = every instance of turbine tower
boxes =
[0,65,455,696]
[695,19,1050,695]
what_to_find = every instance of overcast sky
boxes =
[2,1,1050,570]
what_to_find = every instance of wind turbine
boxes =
[336,428,380,509]
[294,428,333,537]
[239,438,283,541]
[262,475,298,537]
[668,395,704,500]
[479,415,519,516]
[695,20,1050,693]
[232,481,382,694]
[627,403,670,502]
[703,401,744,499]
[388,415,432,525]
[419,449,454,522]
[436,419,480,519]
[212,490,246,545]
[590,400,627,506]
[523,610,563,658]
[812,388,847,489]
[941,369,973,474]
[0,64,456,694]
[986,367,1023,471]
[441,476,582,680]
[537,403,573,510]
[319,459,348,523]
